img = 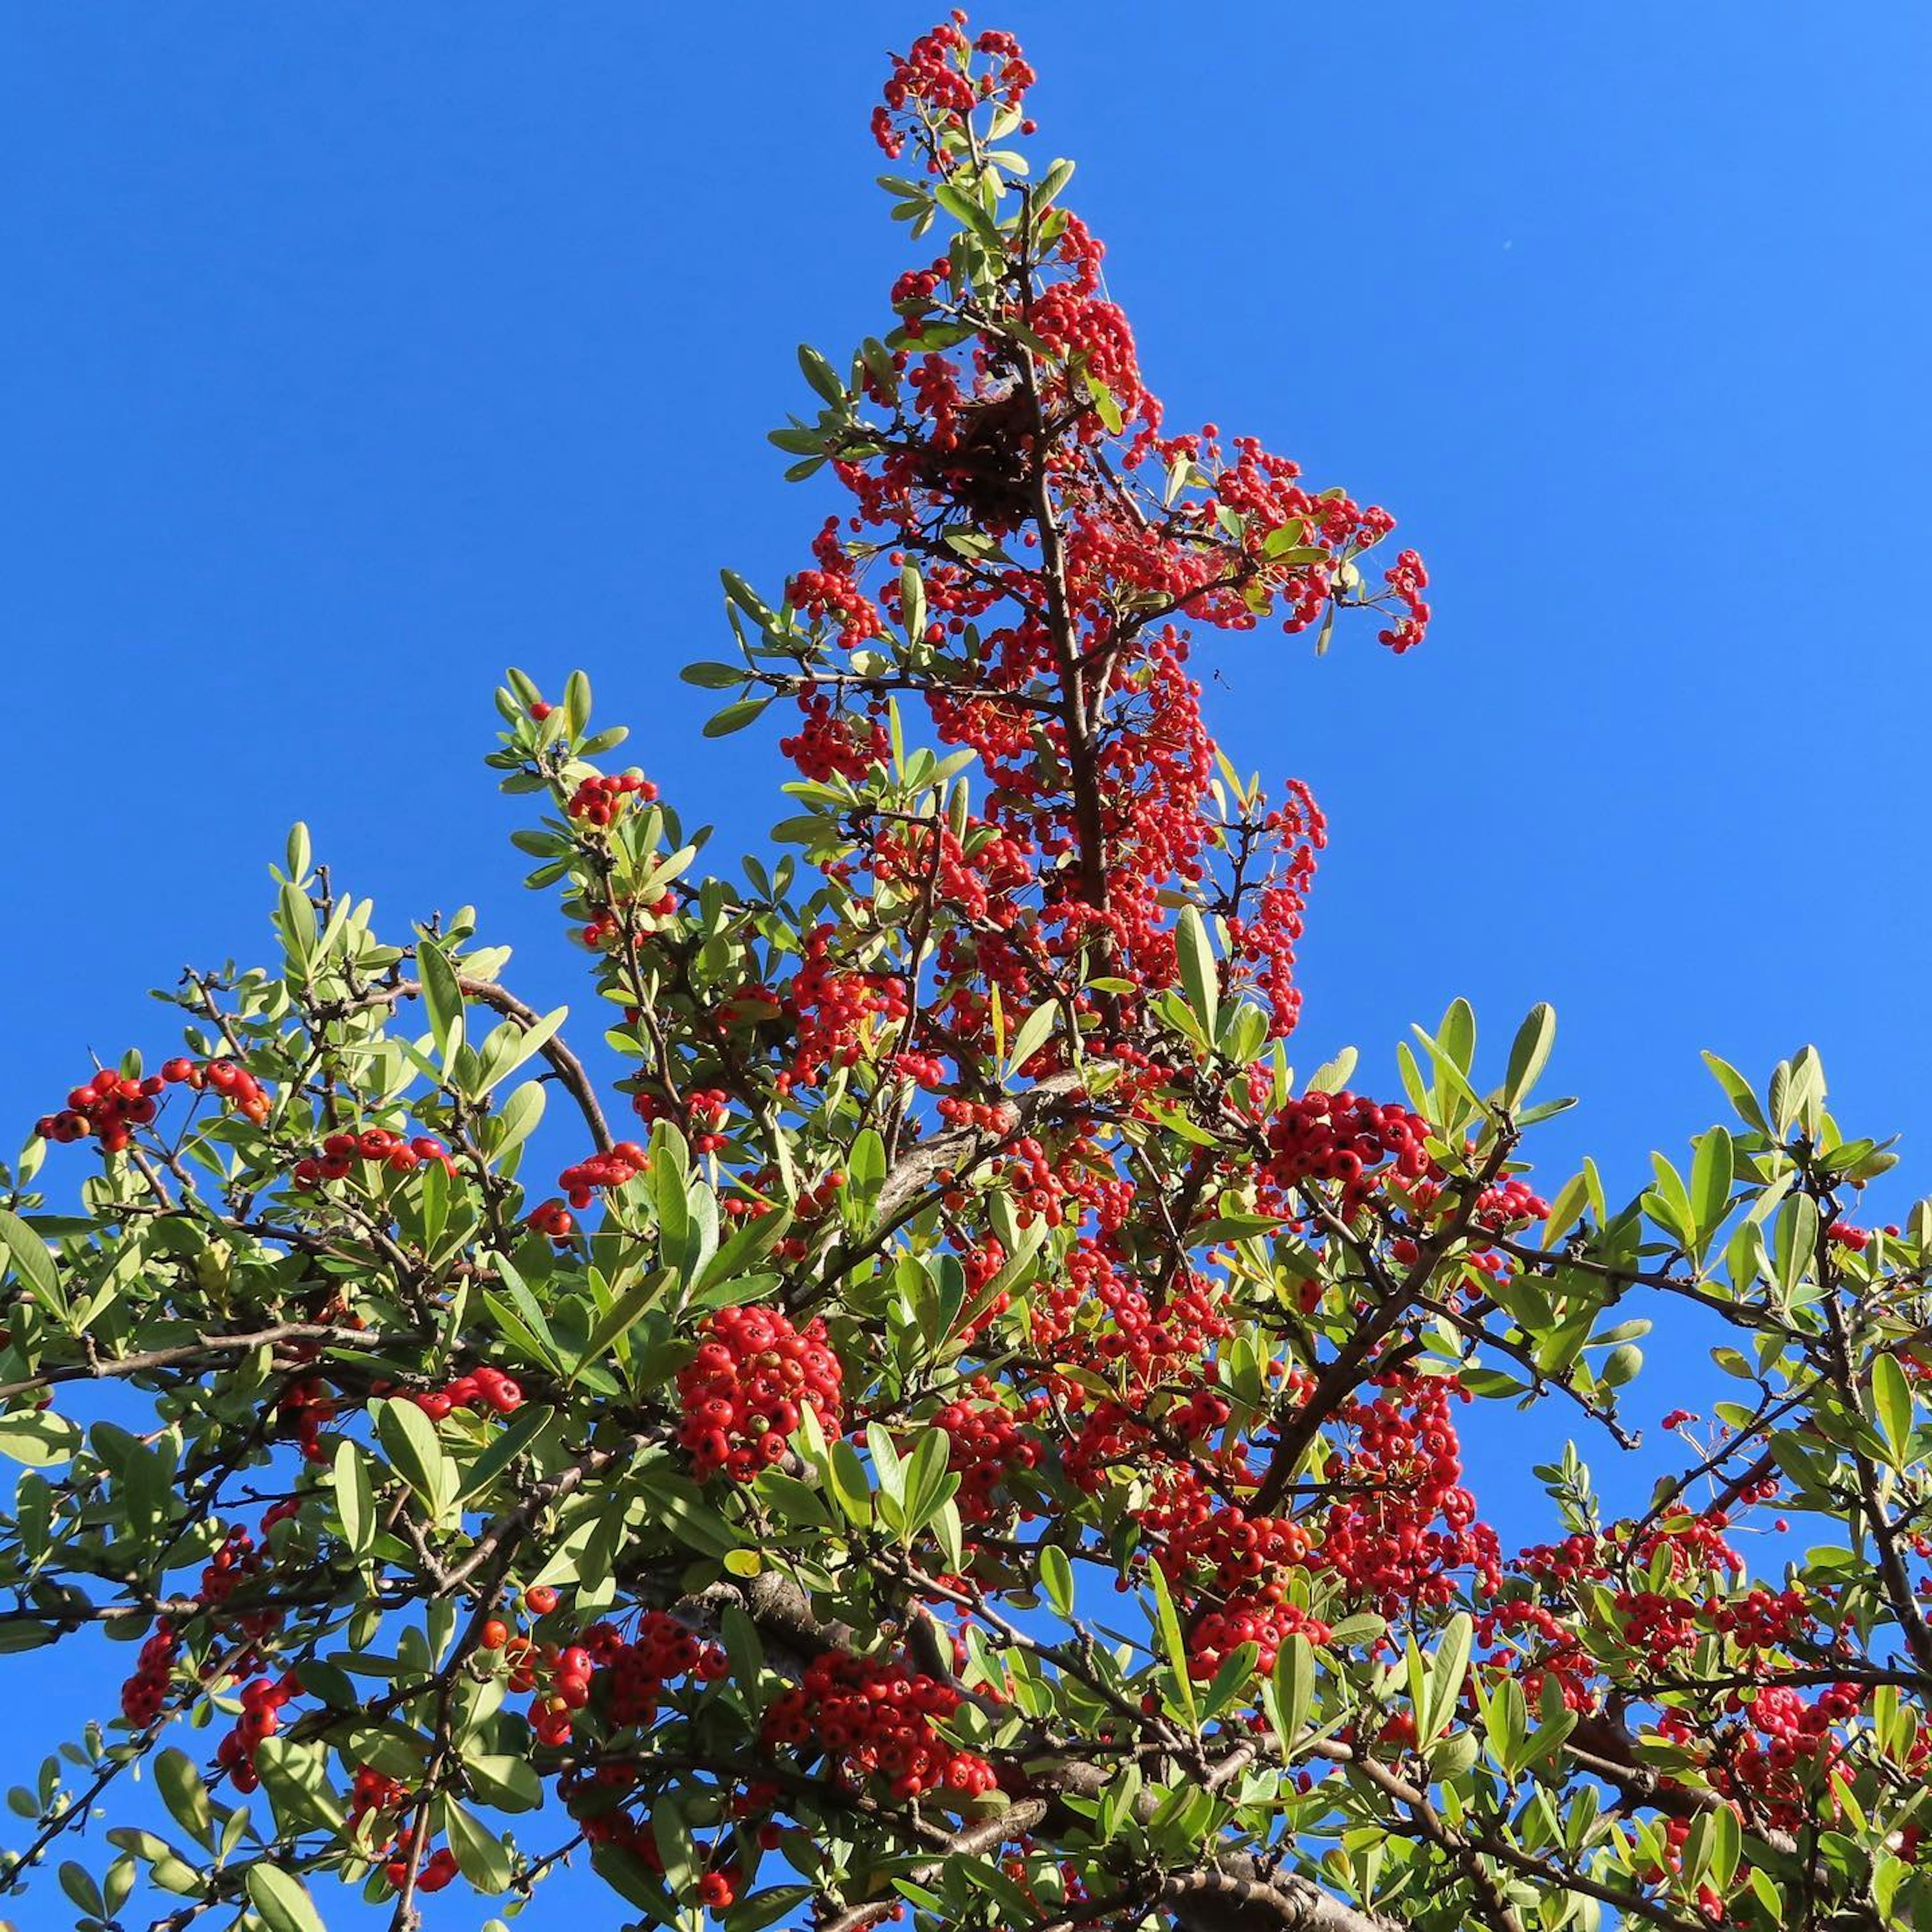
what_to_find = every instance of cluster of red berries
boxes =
[1163,1505,1311,1598]
[118,1517,289,1726]
[676,1305,844,1481]
[781,927,909,1089]
[567,769,659,827]
[36,1068,164,1150]
[525,1198,578,1241]
[120,1622,179,1725]
[994,1134,1072,1229]
[762,1651,996,1802]
[412,1363,524,1422]
[1263,1090,1434,1215]
[290,1128,457,1190]
[1226,782,1326,1039]
[557,1139,650,1208]
[214,1671,300,1793]
[789,566,888,652]
[1378,548,1431,654]
[872,17,1036,160]
[582,1611,728,1728]
[932,1387,1042,1522]
[273,1374,338,1463]
[347,1766,410,1846]
[934,1096,1018,1134]
[36,1056,270,1151]
[1315,1376,1501,1618]
[1189,1600,1332,1686]
[632,1089,731,1156]
[776,691,891,785]
[382,1847,460,1895]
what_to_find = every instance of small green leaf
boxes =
[1873,1351,1913,1466]
[333,1440,373,1557]
[1173,907,1219,1043]
[1147,1560,1199,1730]
[1502,1003,1555,1108]
[418,943,465,1060]
[705,696,772,739]
[0,1209,65,1319]
[1038,1543,1074,1618]
[374,1397,456,1515]
[446,1798,516,1893]
[246,1865,326,1932]
[1689,1126,1735,1244]
[1270,1633,1314,1758]
[1005,1001,1058,1076]
[1424,1613,1473,1742]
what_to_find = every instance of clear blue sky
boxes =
[5,3,1930,1921]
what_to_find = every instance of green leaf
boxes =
[1424,1613,1473,1742]
[460,1403,554,1502]
[446,1797,516,1892]
[572,1274,671,1385]
[374,1397,456,1515]
[704,696,772,739]
[0,1409,82,1467]
[246,1864,326,1932]
[59,1861,105,1917]
[1032,156,1075,209]
[333,1440,373,1557]
[1269,1633,1314,1758]
[1873,1351,1913,1466]
[844,1129,886,1232]
[1689,1126,1735,1245]
[1703,1051,1770,1133]
[680,660,747,690]
[1147,1560,1199,1730]
[1502,1003,1555,1108]
[1005,1001,1058,1076]
[797,343,845,404]
[826,1440,874,1526]
[902,1428,955,1537]
[154,1748,214,1846]
[1038,1543,1075,1618]
[418,943,466,1061]
[867,1423,906,1509]
[1173,906,1219,1043]
[0,1208,66,1320]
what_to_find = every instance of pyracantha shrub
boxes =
[2,18,1927,1932]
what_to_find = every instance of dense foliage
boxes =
[4,19,1928,1932]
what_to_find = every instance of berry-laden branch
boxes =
[1,18,1926,1932]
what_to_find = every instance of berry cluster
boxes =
[762,1651,996,1802]
[583,1611,728,1729]
[1262,1089,1434,1216]
[290,1128,458,1190]
[567,769,659,827]
[632,1088,732,1155]
[411,1363,525,1422]
[35,1056,271,1152]
[676,1306,844,1481]
[35,1068,163,1150]
[932,1387,1042,1522]
[872,18,1036,161]
[557,1139,650,1208]
[214,1671,301,1794]
[382,1847,460,1895]
[525,1198,578,1241]
[273,1373,338,1463]
[1163,1505,1311,1598]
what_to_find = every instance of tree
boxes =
[1,15,1925,1932]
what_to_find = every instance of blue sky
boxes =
[5,3,1931,1921]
